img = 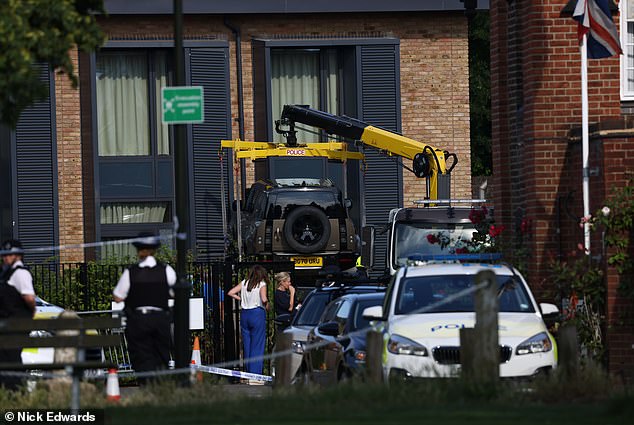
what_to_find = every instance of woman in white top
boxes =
[228,265,270,375]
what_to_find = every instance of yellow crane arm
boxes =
[277,105,456,200]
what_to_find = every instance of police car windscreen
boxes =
[393,223,476,267]
[395,275,535,314]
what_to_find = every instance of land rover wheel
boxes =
[284,206,331,254]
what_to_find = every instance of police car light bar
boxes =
[408,253,503,263]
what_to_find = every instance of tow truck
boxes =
[222,104,483,277]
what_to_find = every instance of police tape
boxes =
[0,231,186,256]
[0,281,484,383]
[194,364,272,382]
[200,281,487,373]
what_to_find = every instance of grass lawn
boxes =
[106,382,634,425]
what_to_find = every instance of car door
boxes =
[307,299,342,385]
[321,298,352,384]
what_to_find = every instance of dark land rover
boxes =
[235,178,360,279]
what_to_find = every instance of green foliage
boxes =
[0,0,105,126]
[590,180,634,296]
[468,11,492,176]
[547,180,634,361]
[549,255,605,360]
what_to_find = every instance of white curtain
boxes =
[324,49,338,115]
[101,241,136,262]
[100,203,167,225]
[100,203,168,260]
[96,53,150,156]
[271,49,339,143]
[271,50,320,143]
[155,52,170,155]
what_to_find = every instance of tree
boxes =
[468,11,492,176]
[0,0,105,127]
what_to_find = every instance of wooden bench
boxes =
[0,316,122,409]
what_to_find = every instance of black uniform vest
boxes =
[125,263,170,310]
[0,266,34,319]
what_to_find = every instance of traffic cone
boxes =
[190,337,203,383]
[106,368,121,402]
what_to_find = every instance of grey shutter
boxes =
[188,47,232,260]
[13,63,58,263]
[359,44,402,274]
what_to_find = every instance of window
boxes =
[621,0,634,99]
[269,48,344,186]
[97,51,170,156]
[95,50,174,259]
[271,49,339,143]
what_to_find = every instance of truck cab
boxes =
[386,205,478,276]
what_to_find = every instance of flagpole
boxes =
[581,32,591,255]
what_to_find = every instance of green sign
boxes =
[161,86,204,124]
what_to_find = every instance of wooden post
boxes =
[365,330,383,384]
[459,327,476,379]
[558,323,579,379]
[274,332,292,388]
[461,270,499,384]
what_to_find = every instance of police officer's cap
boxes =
[1,239,24,256]
[132,232,161,250]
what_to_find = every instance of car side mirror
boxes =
[540,302,559,317]
[317,321,340,337]
[540,302,559,327]
[344,198,352,209]
[274,313,292,327]
[362,305,383,321]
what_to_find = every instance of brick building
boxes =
[0,1,478,274]
[490,0,634,375]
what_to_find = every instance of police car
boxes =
[21,298,104,366]
[20,297,65,365]
[363,259,559,379]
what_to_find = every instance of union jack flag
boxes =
[573,0,622,58]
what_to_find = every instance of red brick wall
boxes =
[490,0,634,375]
[55,48,84,263]
[95,12,472,202]
[54,12,472,261]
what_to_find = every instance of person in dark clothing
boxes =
[0,239,36,390]
[113,233,176,384]
[273,271,296,317]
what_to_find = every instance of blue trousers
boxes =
[240,307,266,374]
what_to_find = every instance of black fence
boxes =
[29,259,296,370]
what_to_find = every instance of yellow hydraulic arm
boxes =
[276,105,457,200]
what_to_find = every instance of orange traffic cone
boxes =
[106,368,121,402]
[190,337,203,383]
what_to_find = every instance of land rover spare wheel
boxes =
[284,206,331,254]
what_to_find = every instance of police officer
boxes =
[113,233,176,384]
[0,239,36,389]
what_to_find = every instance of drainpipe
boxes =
[479,178,488,201]
[224,18,247,198]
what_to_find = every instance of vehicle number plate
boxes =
[292,257,323,269]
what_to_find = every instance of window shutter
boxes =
[359,44,402,273]
[188,47,232,259]
[14,63,58,263]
